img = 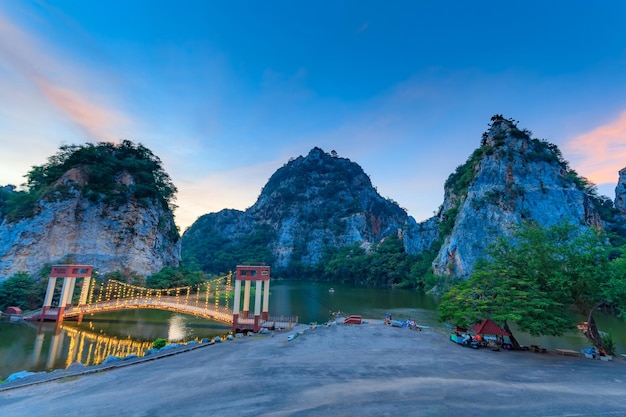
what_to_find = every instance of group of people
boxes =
[383,314,422,331]
[406,319,422,331]
[456,332,485,346]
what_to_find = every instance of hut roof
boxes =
[5,306,23,315]
[471,318,510,336]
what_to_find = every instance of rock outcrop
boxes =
[430,116,604,277]
[0,141,181,279]
[183,119,625,280]
[8,119,616,283]
[616,167,626,218]
[0,188,180,279]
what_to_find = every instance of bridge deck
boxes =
[65,297,234,324]
[26,297,298,331]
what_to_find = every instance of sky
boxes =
[1,1,626,232]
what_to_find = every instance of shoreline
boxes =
[1,320,626,416]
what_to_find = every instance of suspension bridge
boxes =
[65,276,236,323]
[27,264,298,332]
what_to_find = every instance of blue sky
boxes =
[1,1,626,231]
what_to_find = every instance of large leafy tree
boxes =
[439,221,620,352]
[146,267,205,289]
[0,272,47,310]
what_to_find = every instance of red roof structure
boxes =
[5,306,23,315]
[471,318,510,336]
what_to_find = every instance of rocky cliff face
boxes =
[182,117,626,281]
[0,141,181,280]
[0,187,180,279]
[616,167,626,218]
[182,148,411,272]
[430,116,604,277]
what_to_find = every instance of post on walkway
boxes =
[233,264,270,332]
[262,279,270,320]
[254,280,262,331]
[41,277,57,321]
[77,276,92,324]
[243,280,251,318]
[232,278,242,332]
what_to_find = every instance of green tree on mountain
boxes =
[1,140,178,224]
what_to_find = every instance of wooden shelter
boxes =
[471,318,510,336]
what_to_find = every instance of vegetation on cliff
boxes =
[0,140,178,224]
[441,115,620,236]
[183,221,275,275]
[182,147,411,284]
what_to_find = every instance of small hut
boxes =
[5,306,23,316]
[4,306,24,321]
[471,318,511,348]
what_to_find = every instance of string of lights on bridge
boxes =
[70,273,235,321]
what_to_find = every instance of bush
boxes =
[152,338,168,350]
[601,333,616,356]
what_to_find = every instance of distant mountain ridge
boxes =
[183,116,626,281]
[2,118,624,284]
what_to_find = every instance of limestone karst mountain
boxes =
[182,147,411,275]
[183,116,626,281]
[0,141,180,279]
[427,115,618,277]
[2,117,624,284]
[616,168,626,218]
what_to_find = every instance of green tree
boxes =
[439,221,618,352]
[607,249,626,317]
[146,267,205,289]
[0,272,46,310]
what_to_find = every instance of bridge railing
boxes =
[235,315,299,331]
[65,297,235,324]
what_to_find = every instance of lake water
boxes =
[2,280,625,379]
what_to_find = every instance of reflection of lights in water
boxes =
[61,326,153,367]
[168,314,189,342]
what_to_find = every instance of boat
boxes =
[328,288,335,293]
[343,315,362,325]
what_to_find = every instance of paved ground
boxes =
[1,321,625,417]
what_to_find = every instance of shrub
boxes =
[152,338,168,350]
[601,333,616,356]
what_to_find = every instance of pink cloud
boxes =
[0,11,128,140]
[35,77,127,140]
[565,111,626,184]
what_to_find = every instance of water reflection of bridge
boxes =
[28,323,156,370]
